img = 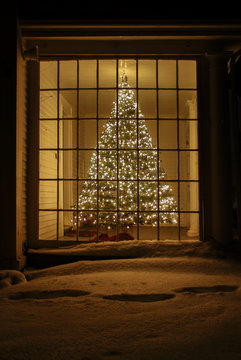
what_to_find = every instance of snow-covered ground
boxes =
[1,251,241,359]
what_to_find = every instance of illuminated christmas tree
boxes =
[73,76,177,236]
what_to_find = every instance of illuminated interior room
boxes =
[38,59,199,243]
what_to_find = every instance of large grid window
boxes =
[39,58,199,242]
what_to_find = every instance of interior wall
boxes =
[38,59,197,239]
[39,94,58,240]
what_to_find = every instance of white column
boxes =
[59,97,74,236]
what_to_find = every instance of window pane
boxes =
[39,151,57,179]
[59,120,77,149]
[118,151,137,179]
[59,90,77,118]
[138,60,156,88]
[99,60,116,88]
[78,180,97,210]
[159,181,178,218]
[139,181,158,211]
[159,120,177,149]
[39,211,57,240]
[59,210,78,240]
[158,60,176,88]
[180,213,199,240]
[40,121,57,149]
[159,151,178,180]
[142,120,157,148]
[119,212,137,236]
[99,120,117,149]
[119,120,137,149]
[77,211,97,238]
[40,61,57,89]
[180,182,199,212]
[159,90,177,119]
[40,91,57,119]
[159,213,179,239]
[138,119,156,149]
[99,90,116,118]
[99,182,117,210]
[179,120,198,149]
[179,90,197,119]
[118,59,136,88]
[140,213,158,240]
[78,150,97,179]
[79,60,97,88]
[59,60,77,88]
[98,150,117,180]
[39,181,57,209]
[118,89,137,118]
[139,151,158,179]
[79,90,97,118]
[179,151,199,180]
[178,60,197,89]
[99,212,117,233]
[119,181,137,211]
[139,90,157,118]
[58,180,77,210]
[59,150,77,179]
[78,120,97,149]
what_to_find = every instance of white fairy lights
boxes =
[72,76,178,233]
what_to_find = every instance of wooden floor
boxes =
[60,225,199,242]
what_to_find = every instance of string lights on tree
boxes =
[72,75,178,238]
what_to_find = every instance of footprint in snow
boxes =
[174,285,239,294]
[8,289,90,300]
[103,293,175,302]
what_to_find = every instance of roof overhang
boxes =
[20,20,241,39]
[19,20,241,56]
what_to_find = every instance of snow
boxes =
[27,239,218,259]
[0,270,26,289]
[1,249,241,359]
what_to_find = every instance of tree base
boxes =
[64,227,96,238]
[64,227,134,241]
[90,233,134,242]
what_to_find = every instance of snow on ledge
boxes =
[28,240,207,258]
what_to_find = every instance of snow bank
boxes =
[1,256,241,360]
[28,240,207,258]
[0,270,26,289]
[25,255,241,281]
[27,239,236,271]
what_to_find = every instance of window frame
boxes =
[28,55,202,248]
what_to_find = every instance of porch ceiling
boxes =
[19,21,241,56]
[20,21,241,40]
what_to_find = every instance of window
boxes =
[39,58,199,242]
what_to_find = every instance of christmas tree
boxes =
[72,75,177,237]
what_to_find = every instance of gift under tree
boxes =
[72,75,178,239]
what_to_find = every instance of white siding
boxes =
[39,85,58,239]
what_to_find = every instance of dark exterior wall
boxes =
[206,55,233,244]
[0,16,17,268]
[0,15,27,269]
[16,23,28,268]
